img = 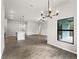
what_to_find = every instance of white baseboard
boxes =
[47,41,77,54]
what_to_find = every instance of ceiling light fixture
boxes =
[40,0,59,19]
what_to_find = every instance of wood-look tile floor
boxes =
[2,35,77,59]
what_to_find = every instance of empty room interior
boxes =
[1,0,77,59]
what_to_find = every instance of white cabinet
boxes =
[17,31,25,40]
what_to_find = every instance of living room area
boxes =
[1,0,77,59]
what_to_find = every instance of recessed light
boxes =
[9,10,15,14]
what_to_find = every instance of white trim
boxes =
[47,41,76,54]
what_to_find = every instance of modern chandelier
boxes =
[40,0,59,19]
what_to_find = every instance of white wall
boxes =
[47,0,77,54]
[26,21,39,35]
[7,20,47,36]
[4,19,7,34]
[7,20,26,36]
[38,21,47,35]
[1,0,5,57]
[7,20,39,36]
[7,20,20,36]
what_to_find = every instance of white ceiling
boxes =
[4,0,69,21]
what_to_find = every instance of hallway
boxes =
[2,35,76,59]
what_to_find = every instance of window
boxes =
[57,17,74,44]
